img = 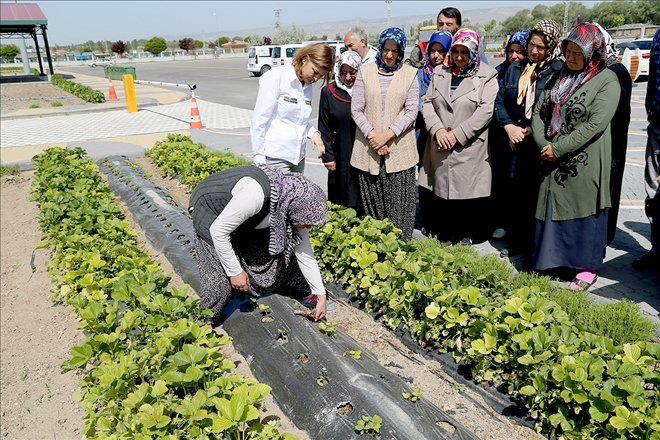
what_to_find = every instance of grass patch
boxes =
[512,271,657,345]
[29,103,39,108]
[51,100,63,107]
[0,164,20,177]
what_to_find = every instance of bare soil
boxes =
[0,83,86,110]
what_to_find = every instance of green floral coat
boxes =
[531,68,621,221]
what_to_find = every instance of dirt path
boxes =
[1,172,83,439]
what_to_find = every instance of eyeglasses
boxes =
[340,70,358,77]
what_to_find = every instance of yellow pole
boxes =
[122,74,138,113]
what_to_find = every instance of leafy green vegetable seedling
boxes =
[318,321,337,337]
[402,387,422,402]
[355,414,382,437]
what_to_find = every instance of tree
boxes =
[194,39,204,49]
[144,36,167,55]
[96,41,105,53]
[410,26,415,37]
[216,36,229,46]
[245,34,261,45]
[179,38,195,53]
[231,36,243,42]
[0,44,20,61]
[501,9,534,35]
[484,19,496,34]
[263,36,272,45]
[207,41,217,50]
[273,24,307,44]
[309,35,319,41]
[131,39,138,51]
[111,40,127,54]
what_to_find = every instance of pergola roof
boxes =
[1,2,47,34]
[0,3,52,77]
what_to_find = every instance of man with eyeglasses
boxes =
[408,7,489,68]
[343,27,377,65]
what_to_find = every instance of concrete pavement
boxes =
[1,69,657,329]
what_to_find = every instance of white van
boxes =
[271,43,303,68]
[247,45,275,76]
[302,40,347,63]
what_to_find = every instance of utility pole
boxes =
[386,1,392,28]
[563,1,570,38]
[274,9,282,30]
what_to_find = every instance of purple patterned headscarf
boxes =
[443,29,481,78]
[255,164,328,264]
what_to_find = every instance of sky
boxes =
[9,1,599,46]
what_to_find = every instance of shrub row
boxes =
[146,136,660,439]
[51,73,105,103]
[146,133,251,189]
[30,147,296,440]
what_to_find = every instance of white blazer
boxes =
[251,65,317,165]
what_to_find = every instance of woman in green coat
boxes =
[530,23,621,290]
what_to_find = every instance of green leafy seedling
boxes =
[258,304,270,312]
[402,387,422,402]
[298,353,308,361]
[317,367,328,385]
[355,414,382,437]
[319,321,337,337]
[349,350,362,359]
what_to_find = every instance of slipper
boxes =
[301,294,336,312]
[569,270,598,291]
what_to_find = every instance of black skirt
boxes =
[532,192,609,271]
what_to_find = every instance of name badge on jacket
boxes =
[304,99,312,106]
[283,95,298,104]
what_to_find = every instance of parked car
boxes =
[88,59,115,68]
[247,45,275,76]
[632,38,653,78]
[271,43,303,68]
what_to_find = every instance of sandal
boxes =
[569,270,598,291]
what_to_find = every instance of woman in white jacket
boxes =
[251,43,335,173]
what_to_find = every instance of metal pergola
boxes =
[0,2,53,76]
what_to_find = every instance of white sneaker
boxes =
[492,228,507,239]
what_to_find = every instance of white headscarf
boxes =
[592,22,619,66]
[334,50,362,96]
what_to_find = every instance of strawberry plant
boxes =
[355,414,382,437]
[30,147,297,439]
[146,138,660,440]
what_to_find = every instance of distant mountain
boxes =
[172,7,523,42]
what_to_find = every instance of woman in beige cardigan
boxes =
[419,29,498,245]
[350,27,420,241]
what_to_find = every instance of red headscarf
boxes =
[547,23,607,137]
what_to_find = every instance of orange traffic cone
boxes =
[189,90,203,129]
[108,77,118,101]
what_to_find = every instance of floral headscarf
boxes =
[505,30,530,62]
[547,23,608,137]
[592,22,619,66]
[516,19,562,119]
[334,50,362,96]
[422,30,453,86]
[375,27,406,73]
[443,29,481,78]
[254,164,328,264]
